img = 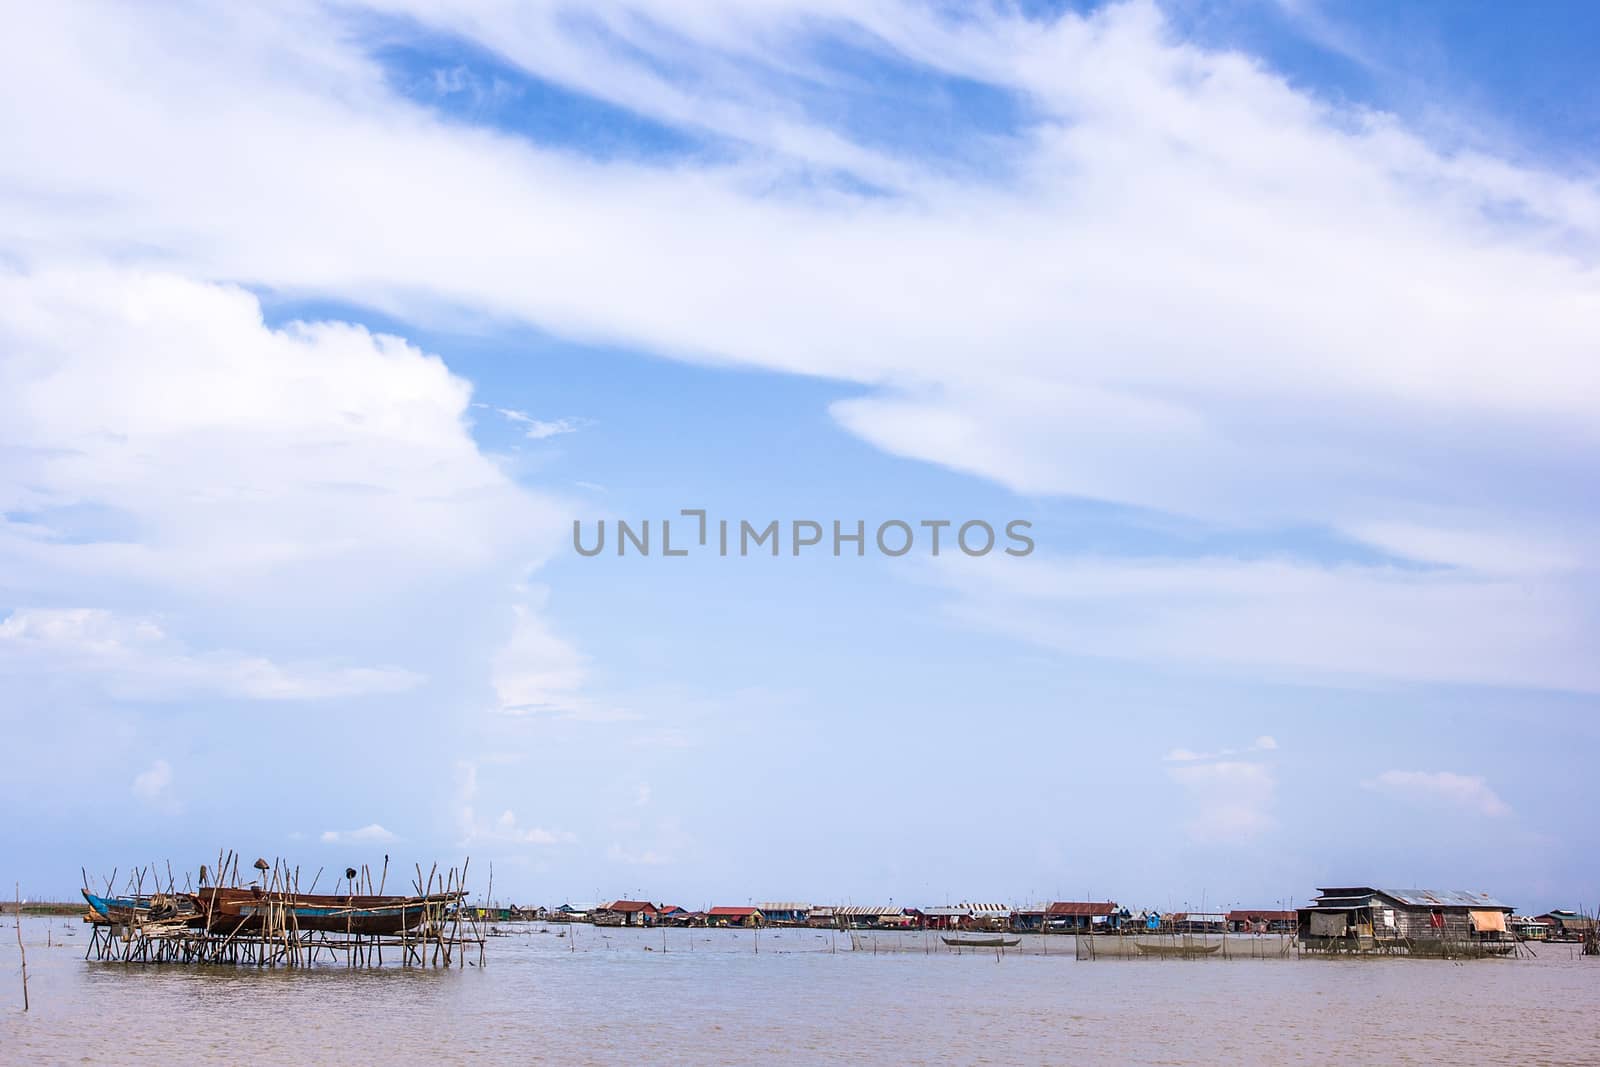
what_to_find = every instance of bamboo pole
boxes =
[14,882,28,1011]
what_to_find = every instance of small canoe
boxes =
[942,935,1021,948]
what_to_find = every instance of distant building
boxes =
[918,903,1007,930]
[1045,901,1123,932]
[1536,910,1596,940]
[756,903,812,925]
[1510,916,1550,940]
[1226,909,1297,934]
[1298,887,1516,955]
[596,900,658,927]
[1169,912,1227,934]
[829,906,911,929]
[706,906,764,928]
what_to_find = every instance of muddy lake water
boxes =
[4,917,1597,1064]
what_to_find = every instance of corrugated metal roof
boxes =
[1380,889,1512,909]
[755,903,812,912]
[1312,887,1512,910]
[1047,901,1117,917]
[707,906,760,916]
[831,906,905,916]
[920,903,1010,916]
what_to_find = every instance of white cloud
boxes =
[488,810,576,845]
[1169,760,1277,843]
[936,553,1600,692]
[454,760,576,847]
[1364,770,1511,817]
[606,844,670,866]
[1164,736,1279,762]
[0,608,420,701]
[320,823,398,844]
[1,2,1594,694]
[0,268,561,588]
[497,410,587,440]
[1164,736,1279,842]
[131,759,177,812]
[492,601,589,714]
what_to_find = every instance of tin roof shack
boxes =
[756,903,812,926]
[595,900,659,927]
[921,904,1008,930]
[1298,888,1516,957]
[1536,910,1596,941]
[1227,910,1297,934]
[706,906,764,928]
[1510,916,1550,940]
[1046,901,1122,932]
[830,906,912,929]
[1170,912,1227,934]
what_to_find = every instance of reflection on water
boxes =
[4,917,1598,1064]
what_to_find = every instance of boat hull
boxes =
[190,889,463,936]
[941,935,1021,948]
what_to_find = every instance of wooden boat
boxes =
[82,889,199,924]
[83,889,153,918]
[1134,940,1221,957]
[189,887,465,936]
[942,934,1021,948]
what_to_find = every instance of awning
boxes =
[1469,910,1507,933]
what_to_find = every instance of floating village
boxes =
[54,852,1600,968]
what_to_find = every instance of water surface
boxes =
[4,918,1596,1064]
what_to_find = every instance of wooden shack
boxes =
[1298,887,1516,956]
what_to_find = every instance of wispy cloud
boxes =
[320,823,398,844]
[497,409,588,440]
[454,760,576,847]
[934,553,1600,692]
[1164,736,1281,843]
[131,759,179,813]
[1165,736,1278,763]
[606,844,670,866]
[1169,760,1277,843]
[1363,770,1511,817]
[0,608,421,701]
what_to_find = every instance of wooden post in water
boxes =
[14,882,28,1011]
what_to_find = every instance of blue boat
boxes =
[83,888,197,923]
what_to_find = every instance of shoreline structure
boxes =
[36,857,1600,965]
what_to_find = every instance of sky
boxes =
[1,0,1597,914]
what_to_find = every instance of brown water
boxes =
[4,918,1597,1065]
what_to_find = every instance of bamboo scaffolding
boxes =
[80,852,483,969]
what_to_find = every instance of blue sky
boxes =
[2,1,1597,914]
